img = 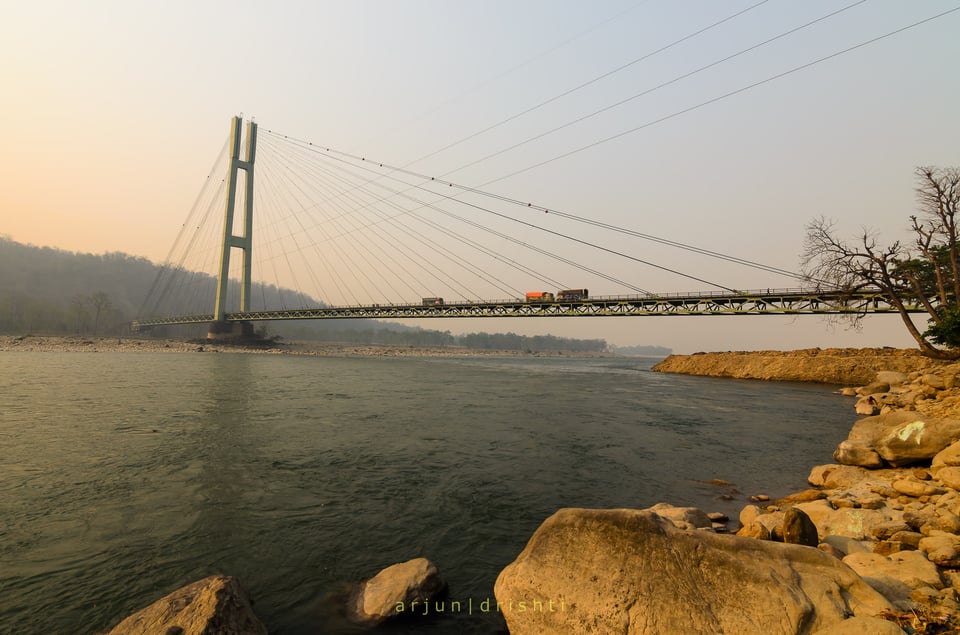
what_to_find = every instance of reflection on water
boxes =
[0,352,852,634]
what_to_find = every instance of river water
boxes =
[0,351,853,634]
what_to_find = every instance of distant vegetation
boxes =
[0,237,652,353]
[608,344,672,357]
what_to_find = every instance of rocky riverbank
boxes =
[652,347,952,386]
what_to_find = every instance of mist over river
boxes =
[0,351,853,634]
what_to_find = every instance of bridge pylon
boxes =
[209,115,257,339]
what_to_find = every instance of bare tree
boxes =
[89,291,111,336]
[71,294,88,335]
[801,167,960,359]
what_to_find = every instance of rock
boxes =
[903,509,934,531]
[821,535,873,557]
[855,396,880,416]
[795,500,895,541]
[754,511,786,538]
[494,508,892,635]
[738,504,761,527]
[937,466,960,490]
[897,391,922,407]
[856,495,885,510]
[779,489,827,504]
[921,374,947,390]
[645,502,713,530]
[827,494,857,509]
[818,542,846,560]
[933,511,960,534]
[812,615,906,634]
[736,521,771,540]
[349,557,447,625]
[100,575,267,635]
[932,441,960,474]
[822,465,871,490]
[919,533,960,567]
[845,412,960,467]
[892,479,943,498]
[889,531,923,549]
[873,541,904,556]
[782,508,820,547]
[877,371,909,386]
[834,440,884,468]
[872,521,911,541]
[857,382,891,397]
[842,551,943,610]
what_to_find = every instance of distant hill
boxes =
[608,344,672,357]
[0,237,614,352]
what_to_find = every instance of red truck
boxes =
[525,291,555,302]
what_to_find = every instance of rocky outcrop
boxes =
[652,348,947,385]
[100,575,267,635]
[494,508,892,635]
[347,557,447,625]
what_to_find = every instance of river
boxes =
[0,351,853,634]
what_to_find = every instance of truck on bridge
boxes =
[557,288,589,301]
[525,291,555,302]
[524,289,589,302]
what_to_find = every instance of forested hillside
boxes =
[0,238,616,352]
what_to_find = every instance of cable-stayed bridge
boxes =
[133,117,920,336]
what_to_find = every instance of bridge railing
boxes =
[352,287,883,307]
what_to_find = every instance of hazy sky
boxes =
[2,0,958,353]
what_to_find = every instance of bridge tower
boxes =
[209,115,257,340]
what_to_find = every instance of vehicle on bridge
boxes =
[525,291,555,302]
[557,288,589,301]
[422,297,445,306]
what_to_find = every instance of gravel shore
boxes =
[0,334,602,358]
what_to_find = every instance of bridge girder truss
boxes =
[132,289,926,329]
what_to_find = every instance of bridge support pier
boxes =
[206,320,255,342]
[212,115,257,324]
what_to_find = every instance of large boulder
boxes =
[834,440,884,468]
[348,557,446,625]
[794,500,896,541]
[100,575,267,635]
[494,508,892,635]
[808,464,871,489]
[842,412,960,467]
[782,507,820,547]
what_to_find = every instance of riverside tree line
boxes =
[0,237,609,353]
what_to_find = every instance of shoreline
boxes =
[0,334,617,358]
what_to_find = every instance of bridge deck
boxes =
[132,288,923,328]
